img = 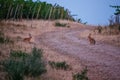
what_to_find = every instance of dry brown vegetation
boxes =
[77,24,120,47]
[93,24,120,47]
[0,20,83,80]
[0,20,120,80]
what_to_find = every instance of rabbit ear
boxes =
[29,33,32,37]
[89,33,91,35]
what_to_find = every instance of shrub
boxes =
[24,47,47,77]
[0,47,47,80]
[73,67,89,80]
[0,32,5,43]
[0,36,4,43]
[49,61,71,70]
[0,32,13,44]
[55,22,67,27]
[10,50,29,58]
[1,59,25,80]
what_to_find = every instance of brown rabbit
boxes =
[88,33,96,45]
[23,34,32,43]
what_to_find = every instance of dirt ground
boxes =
[0,20,120,80]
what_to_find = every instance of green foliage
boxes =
[0,32,5,43]
[10,50,29,58]
[110,5,120,15]
[75,18,87,24]
[73,67,89,80]
[1,59,25,80]
[0,32,13,44]
[0,36,4,43]
[55,22,67,27]
[0,0,74,20]
[0,47,47,80]
[49,61,71,70]
[24,47,46,77]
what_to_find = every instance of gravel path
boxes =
[38,27,120,80]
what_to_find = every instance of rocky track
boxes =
[37,27,120,80]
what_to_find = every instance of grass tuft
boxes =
[55,22,67,27]
[0,32,13,44]
[49,61,71,70]
[73,67,89,80]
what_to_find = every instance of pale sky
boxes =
[37,0,120,25]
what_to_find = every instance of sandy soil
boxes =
[37,27,120,80]
[0,20,120,80]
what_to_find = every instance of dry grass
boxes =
[0,20,119,80]
[0,20,83,80]
[77,25,120,47]
[92,25,120,47]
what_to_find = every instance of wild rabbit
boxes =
[88,33,96,45]
[23,33,32,43]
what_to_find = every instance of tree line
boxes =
[109,5,120,25]
[0,0,74,21]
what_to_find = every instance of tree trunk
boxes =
[13,5,19,20]
[52,7,56,19]
[48,6,53,20]
[115,14,120,24]
[6,4,12,20]
[27,7,32,19]
[57,8,60,19]
[36,4,41,19]
[20,4,23,20]
[10,7,14,19]
[44,7,49,19]
[32,4,37,20]
[16,5,21,20]
[60,9,64,19]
